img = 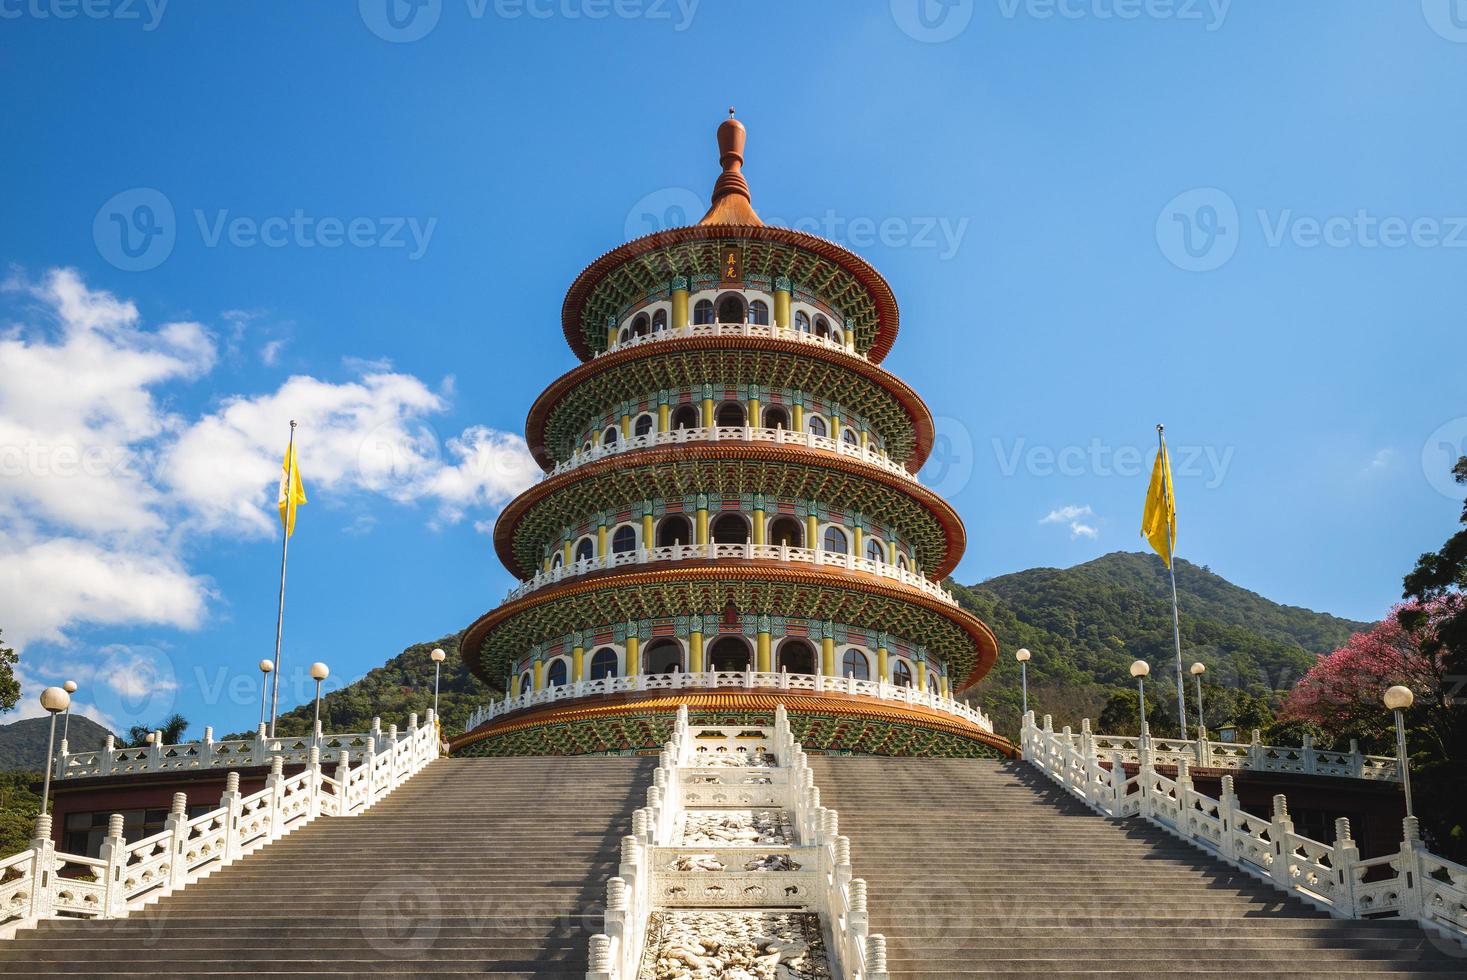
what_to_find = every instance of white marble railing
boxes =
[465,670,992,734]
[2,711,439,940]
[508,540,952,604]
[1050,720,1400,782]
[599,321,863,361]
[1021,713,1466,949]
[547,425,918,483]
[586,706,889,980]
[54,717,411,781]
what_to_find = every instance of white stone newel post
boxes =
[631,808,649,844]
[1269,795,1295,892]
[201,726,214,769]
[1330,817,1359,917]
[1111,751,1127,812]
[306,746,323,819]
[1137,741,1155,818]
[1348,739,1364,779]
[586,933,613,980]
[149,731,164,770]
[28,813,56,923]
[266,756,286,840]
[1217,775,1240,862]
[1248,729,1263,769]
[1175,756,1193,838]
[98,812,128,917]
[604,876,629,950]
[1397,816,1425,919]
[833,835,852,887]
[866,934,889,980]
[219,772,242,864]
[362,737,378,808]
[100,734,116,776]
[822,807,839,844]
[1302,735,1317,775]
[848,877,869,932]
[164,791,189,892]
[386,724,400,788]
[253,724,269,767]
[619,835,641,887]
[334,750,351,812]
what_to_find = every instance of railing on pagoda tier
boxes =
[546,424,919,483]
[464,669,993,735]
[597,320,863,360]
[508,541,954,605]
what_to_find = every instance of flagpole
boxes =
[1158,424,1188,739]
[268,419,297,738]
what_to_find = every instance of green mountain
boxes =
[240,551,1368,746]
[0,714,114,770]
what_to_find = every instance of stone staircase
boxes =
[0,756,653,979]
[808,756,1462,978]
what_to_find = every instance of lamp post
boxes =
[60,680,78,745]
[258,659,274,730]
[1383,685,1414,818]
[310,662,330,732]
[1130,660,1151,736]
[38,686,71,818]
[1015,648,1031,718]
[1190,662,1206,740]
[430,648,446,718]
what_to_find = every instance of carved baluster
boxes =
[99,813,128,917]
[28,813,56,921]
[587,933,613,979]
[866,934,889,980]
[1269,795,1295,893]
[1217,775,1239,862]
[164,791,189,893]
[219,772,242,863]
[1331,817,1359,917]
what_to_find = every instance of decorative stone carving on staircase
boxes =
[637,910,831,980]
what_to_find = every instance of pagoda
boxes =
[454,112,1010,759]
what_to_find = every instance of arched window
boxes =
[711,513,748,545]
[590,648,618,680]
[546,659,568,688]
[652,309,667,333]
[842,649,870,680]
[631,314,650,338]
[612,525,638,554]
[768,515,803,548]
[928,673,941,695]
[671,404,700,430]
[822,526,849,555]
[519,673,532,694]
[693,299,715,325]
[708,636,752,672]
[715,402,746,428]
[748,300,769,325]
[716,294,745,324]
[644,638,683,675]
[777,639,816,675]
[865,538,885,563]
[656,515,692,548]
[763,406,790,430]
[892,660,913,687]
[550,552,563,569]
[794,310,811,333]
[896,552,909,570]
[807,415,827,438]
[602,427,619,447]
[634,413,654,438]
[831,326,844,346]
[842,428,860,447]
[814,316,831,339]
[575,538,595,563]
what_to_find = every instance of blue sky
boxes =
[2,0,1465,735]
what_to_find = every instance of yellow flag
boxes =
[277,441,307,537]
[1141,436,1176,567]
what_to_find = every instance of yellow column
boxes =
[702,396,715,428]
[532,660,544,692]
[774,284,791,330]
[792,403,804,431]
[542,555,552,574]
[860,429,870,452]
[562,539,572,565]
[830,412,841,437]
[852,526,863,558]
[689,628,705,673]
[607,322,618,349]
[696,504,709,545]
[625,635,640,675]
[887,539,897,564]
[642,512,654,547]
[597,524,607,556]
[572,645,585,682]
[940,676,950,699]
[917,660,928,691]
[805,514,819,550]
[877,646,889,682]
[822,636,836,676]
[672,282,689,327]
[751,504,765,546]
[658,403,670,432]
[756,629,771,673]
[620,412,631,439]
[748,395,760,427]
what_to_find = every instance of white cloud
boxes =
[1363,448,1394,475]
[260,339,286,366]
[1040,504,1100,540]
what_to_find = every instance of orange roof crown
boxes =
[699,108,763,227]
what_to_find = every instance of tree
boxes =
[0,630,18,714]
[126,713,189,747]
[1098,687,1173,734]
